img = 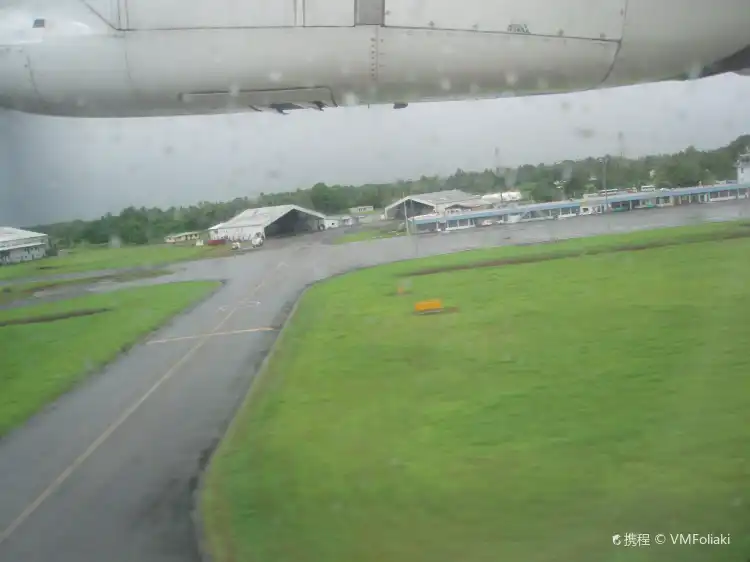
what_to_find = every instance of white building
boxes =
[208,204,326,241]
[0,227,49,265]
[481,191,523,204]
[324,215,355,229]
[164,231,202,244]
[737,152,750,184]
[384,190,488,219]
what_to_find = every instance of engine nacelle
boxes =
[1,0,749,118]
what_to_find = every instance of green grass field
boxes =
[203,224,750,562]
[0,281,220,436]
[0,244,230,282]
[333,226,406,245]
[0,268,172,306]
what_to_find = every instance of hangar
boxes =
[383,189,488,220]
[208,204,327,241]
[0,227,49,265]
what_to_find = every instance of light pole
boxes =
[402,193,408,235]
[601,155,609,213]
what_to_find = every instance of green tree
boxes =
[26,135,749,247]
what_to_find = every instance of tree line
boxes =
[31,134,750,247]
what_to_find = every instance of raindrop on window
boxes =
[616,131,626,154]
[561,163,573,182]
[229,83,240,97]
[269,71,283,82]
[503,167,518,188]
[342,92,359,106]
[505,72,519,86]
[686,61,703,80]
[439,77,452,91]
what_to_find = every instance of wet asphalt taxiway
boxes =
[0,201,749,562]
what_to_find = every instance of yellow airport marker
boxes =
[413,299,444,314]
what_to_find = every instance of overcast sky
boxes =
[1,73,749,227]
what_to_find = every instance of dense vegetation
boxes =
[31,135,749,248]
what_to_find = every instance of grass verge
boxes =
[332,227,405,245]
[370,219,750,278]
[0,244,231,282]
[0,268,172,306]
[202,227,750,562]
[0,281,220,436]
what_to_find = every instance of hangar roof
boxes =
[209,204,326,230]
[384,190,482,215]
[411,190,479,205]
[0,227,48,251]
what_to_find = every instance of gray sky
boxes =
[1,73,749,226]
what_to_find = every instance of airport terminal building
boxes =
[406,183,750,233]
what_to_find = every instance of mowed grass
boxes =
[203,232,750,562]
[333,227,405,244]
[388,219,750,276]
[0,243,229,282]
[0,281,220,436]
[0,268,172,306]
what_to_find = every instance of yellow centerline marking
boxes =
[0,261,286,546]
[147,327,277,345]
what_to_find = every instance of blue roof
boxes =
[410,182,749,224]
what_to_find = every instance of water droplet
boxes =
[439,77,452,91]
[687,61,702,80]
[229,83,240,97]
[560,99,571,112]
[342,92,360,106]
[505,72,519,86]
[269,71,283,82]
[469,82,480,95]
